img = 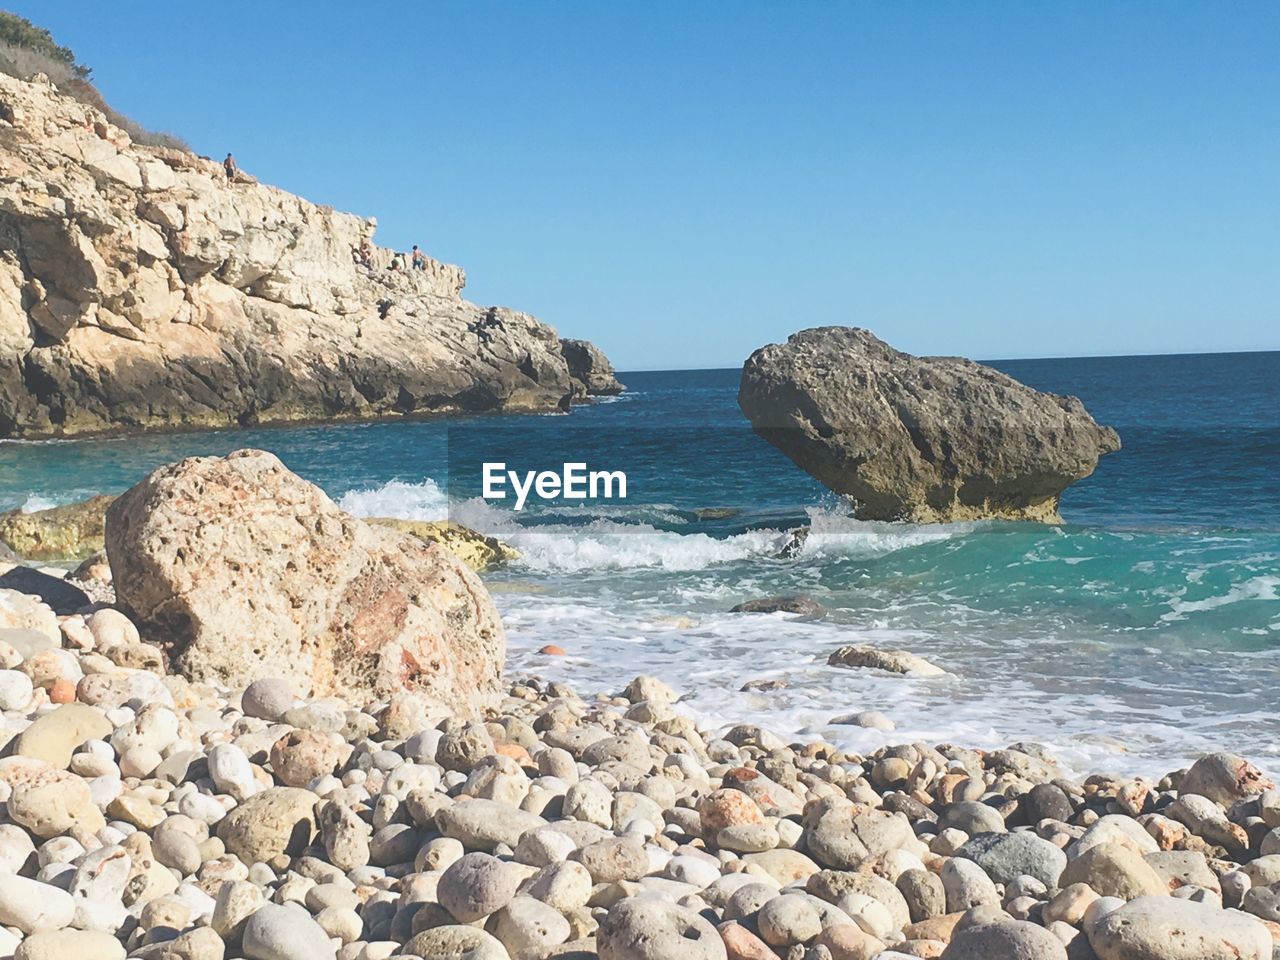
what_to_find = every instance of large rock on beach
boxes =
[0,71,619,439]
[738,327,1120,522]
[106,449,504,713]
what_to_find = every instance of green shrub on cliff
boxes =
[0,10,89,78]
[0,10,189,151]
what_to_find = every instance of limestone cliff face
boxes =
[0,72,621,438]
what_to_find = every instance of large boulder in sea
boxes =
[104,449,504,715]
[738,327,1120,522]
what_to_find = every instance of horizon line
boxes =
[616,344,1280,375]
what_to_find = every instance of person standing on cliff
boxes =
[411,245,426,270]
[223,153,237,183]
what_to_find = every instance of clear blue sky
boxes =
[16,2,1280,370]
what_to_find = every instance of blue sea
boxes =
[3,351,1278,777]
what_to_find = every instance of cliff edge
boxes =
[0,71,621,438]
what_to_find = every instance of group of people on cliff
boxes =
[352,241,430,273]
[390,245,430,272]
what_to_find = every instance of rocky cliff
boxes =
[739,327,1120,523]
[0,72,621,438]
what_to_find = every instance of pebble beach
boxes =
[2,570,1280,960]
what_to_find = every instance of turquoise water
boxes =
[3,352,1278,775]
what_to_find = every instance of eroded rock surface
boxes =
[105,449,503,714]
[0,72,620,438]
[738,327,1119,522]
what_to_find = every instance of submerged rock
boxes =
[738,327,1120,522]
[692,507,741,521]
[106,449,504,714]
[729,595,827,618]
[828,644,946,677]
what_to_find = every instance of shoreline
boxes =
[5,480,1279,783]
[0,395,628,445]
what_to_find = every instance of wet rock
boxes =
[729,595,827,618]
[829,710,895,730]
[827,645,946,677]
[366,518,519,571]
[0,495,113,560]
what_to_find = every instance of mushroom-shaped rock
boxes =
[739,327,1119,522]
